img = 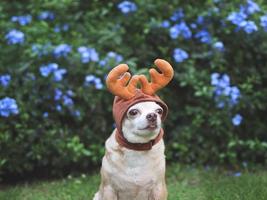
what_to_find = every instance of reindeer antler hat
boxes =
[106,59,174,151]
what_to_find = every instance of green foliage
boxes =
[0,0,267,179]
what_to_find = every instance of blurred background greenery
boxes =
[0,0,267,182]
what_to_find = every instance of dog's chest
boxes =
[107,150,164,200]
[105,140,165,188]
[101,133,166,199]
[123,151,162,182]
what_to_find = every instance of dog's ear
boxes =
[106,64,139,100]
[139,59,174,95]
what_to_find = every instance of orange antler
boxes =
[106,64,139,100]
[139,59,174,95]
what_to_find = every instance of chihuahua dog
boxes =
[93,101,167,200]
[93,59,173,200]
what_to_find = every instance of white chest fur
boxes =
[101,131,166,198]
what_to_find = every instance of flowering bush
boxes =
[1,0,267,179]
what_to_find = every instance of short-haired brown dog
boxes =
[93,59,174,200]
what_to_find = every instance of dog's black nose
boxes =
[146,113,157,122]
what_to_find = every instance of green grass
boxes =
[1,164,267,200]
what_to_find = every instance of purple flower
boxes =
[54,24,69,32]
[85,75,103,89]
[222,86,232,96]
[211,73,230,89]
[214,88,223,96]
[229,86,241,105]
[161,20,170,28]
[99,60,107,67]
[210,7,220,14]
[54,89,74,107]
[40,63,66,81]
[62,24,69,31]
[211,73,241,108]
[0,97,19,117]
[5,29,25,44]
[169,21,192,39]
[240,20,258,34]
[227,11,247,26]
[0,74,11,87]
[85,75,96,83]
[219,74,230,88]
[170,9,184,22]
[169,23,182,39]
[195,29,212,44]
[196,16,205,25]
[190,23,197,29]
[99,52,123,68]
[216,100,225,109]
[240,0,260,15]
[227,1,259,34]
[38,11,55,20]
[95,81,104,89]
[118,1,137,14]
[260,15,267,31]
[11,15,32,25]
[213,41,224,51]
[54,89,63,101]
[173,48,189,63]
[53,68,67,82]
[232,114,243,126]
[78,47,99,63]
[72,110,81,117]
[43,112,49,118]
[211,73,220,86]
[53,44,72,58]
[56,105,62,111]
[54,25,61,33]
[40,63,58,77]
[107,51,123,63]
[62,95,74,106]
[66,90,74,97]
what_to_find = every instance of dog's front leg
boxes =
[149,182,168,200]
[98,184,118,200]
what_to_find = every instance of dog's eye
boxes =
[129,109,139,116]
[156,108,163,115]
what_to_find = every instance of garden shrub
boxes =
[1,0,267,180]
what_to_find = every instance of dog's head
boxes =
[106,59,174,147]
[122,101,163,143]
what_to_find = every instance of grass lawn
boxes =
[0,164,267,200]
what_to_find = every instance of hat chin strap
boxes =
[115,128,164,151]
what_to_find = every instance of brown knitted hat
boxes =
[113,89,168,135]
